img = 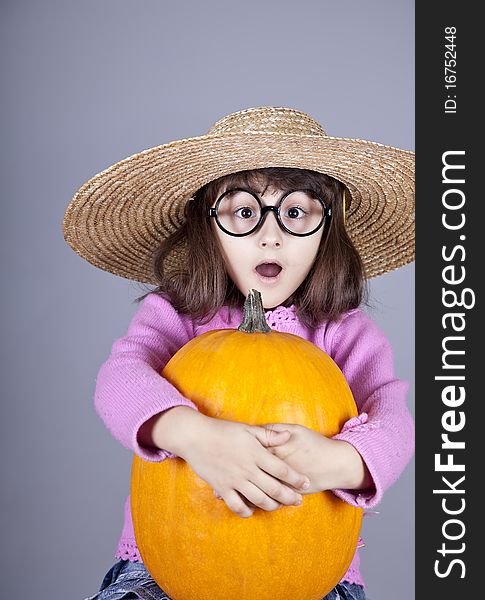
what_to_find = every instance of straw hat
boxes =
[63,106,414,282]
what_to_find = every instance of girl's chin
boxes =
[261,291,289,309]
[235,274,293,306]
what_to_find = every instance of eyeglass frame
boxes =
[208,187,332,238]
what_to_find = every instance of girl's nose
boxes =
[257,211,283,246]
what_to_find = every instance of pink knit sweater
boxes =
[94,293,415,589]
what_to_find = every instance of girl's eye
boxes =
[284,206,308,219]
[235,206,258,219]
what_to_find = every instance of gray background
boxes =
[1,1,414,598]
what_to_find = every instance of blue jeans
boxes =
[84,558,367,599]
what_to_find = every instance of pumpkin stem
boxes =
[238,289,272,333]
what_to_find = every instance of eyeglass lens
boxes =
[216,190,325,235]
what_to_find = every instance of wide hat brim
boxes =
[63,128,414,282]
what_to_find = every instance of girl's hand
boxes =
[177,414,311,518]
[260,423,373,494]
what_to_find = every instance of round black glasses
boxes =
[208,188,332,237]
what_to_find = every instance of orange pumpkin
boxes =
[131,289,362,600]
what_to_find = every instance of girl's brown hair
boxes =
[135,167,369,329]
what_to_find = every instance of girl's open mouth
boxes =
[255,262,283,282]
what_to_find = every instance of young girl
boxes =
[63,106,415,600]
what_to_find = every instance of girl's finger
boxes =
[250,426,290,447]
[235,480,285,512]
[263,423,292,432]
[247,469,303,507]
[219,489,255,518]
[257,451,310,491]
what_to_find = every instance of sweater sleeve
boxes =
[94,293,200,462]
[326,309,415,509]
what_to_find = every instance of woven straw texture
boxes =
[63,106,415,282]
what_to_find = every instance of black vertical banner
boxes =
[416,3,480,598]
